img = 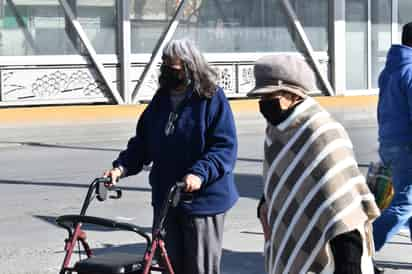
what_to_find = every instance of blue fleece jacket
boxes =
[113,87,239,215]
[378,44,412,145]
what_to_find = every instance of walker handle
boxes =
[96,177,122,201]
[175,181,186,190]
[169,182,185,207]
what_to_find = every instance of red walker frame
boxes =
[57,178,185,274]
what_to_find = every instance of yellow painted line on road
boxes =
[315,95,378,107]
[0,95,378,124]
[0,105,147,124]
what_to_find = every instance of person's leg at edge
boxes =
[373,145,412,251]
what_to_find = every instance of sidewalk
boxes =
[0,95,378,125]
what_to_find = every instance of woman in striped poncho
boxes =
[248,55,381,274]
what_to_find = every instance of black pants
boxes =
[154,207,225,274]
[330,230,363,274]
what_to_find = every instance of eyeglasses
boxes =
[165,112,179,136]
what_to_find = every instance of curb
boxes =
[0,95,378,124]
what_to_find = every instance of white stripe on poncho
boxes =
[262,97,380,274]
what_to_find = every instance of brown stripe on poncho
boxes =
[262,97,380,274]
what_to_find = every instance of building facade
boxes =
[0,0,410,106]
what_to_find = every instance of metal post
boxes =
[117,0,131,103]
[6,0,39,54]
[64,0,79,54]
[0,0,3,88]
[0,0,3,22]
[281,0,335,96]
[131,0,186,103]
[0,68,2,102]
[59,0,124,104]
[330,0,346,95]
[367,0,372,90]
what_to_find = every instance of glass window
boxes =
[293,0,329,52]
[174,0,297,52]
[0,0,78,56]
[76,0,117,54]
[346,0,368,90]
[131,0,328,54]
[371,0,391,89]
[0,0,116,56]
[130,0,171,54]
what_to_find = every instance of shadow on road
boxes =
[0,179,151,192]
[0,173,262,200]
[57,242,264,274]
[222,248,264,274]
[375,260,412,270]
[386,240,412,246]
[234,173,262,200]
[0,141,121,152]
[237,157,263,163]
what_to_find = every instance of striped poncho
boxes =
[263,97,380,274]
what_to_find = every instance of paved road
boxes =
[0,105,411,273]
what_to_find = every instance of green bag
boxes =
[366,161,394,210]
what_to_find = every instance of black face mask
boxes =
[159,64,189,90]
[259,98,295,126]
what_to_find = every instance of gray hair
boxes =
[162,39,218,98]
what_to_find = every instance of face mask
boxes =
[159,64,188,90]
[259,98,294,126]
